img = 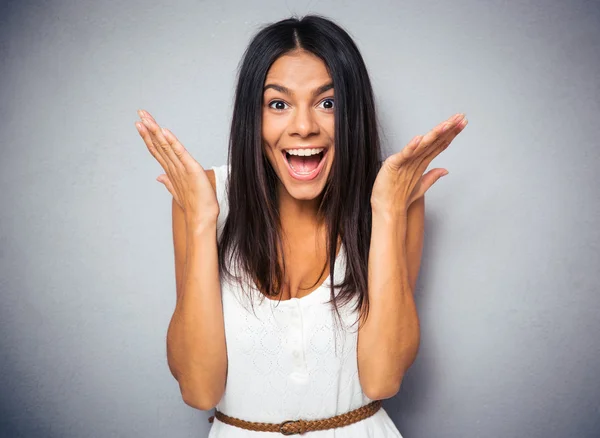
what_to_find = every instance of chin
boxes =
[283,183,326,201]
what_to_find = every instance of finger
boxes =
[410,114,467,172]
[390,114,462,167]
[384,135,422,169]
[429,115,468,157]
[136,121,171,173]
[137,109,157,124]
[161,128,187,159]
[404,134,425,159]
[414,113,466,156]
[141,117,185,174]
[138,109,214,173]
[412,124,463,179]
[161,127,199,173]
[141,120,186,198]
[387,114,466,171]
[136,115,173,171]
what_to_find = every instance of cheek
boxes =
[261,127,275,152]
[262,110,283,131]
[322,118,335,142]
[261,113,268,139]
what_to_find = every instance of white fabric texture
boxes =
[207,164,402,437]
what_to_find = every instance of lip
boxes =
[282,145,326,151]
[281,148,328,182]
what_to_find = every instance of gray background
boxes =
[1,0,599,437]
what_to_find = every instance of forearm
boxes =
[358,211,420,399]
[167,221,227,407]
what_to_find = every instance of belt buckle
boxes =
[279,419,302,435]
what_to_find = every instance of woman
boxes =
[135,14,467,437]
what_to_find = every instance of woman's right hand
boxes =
[135,109,219,225]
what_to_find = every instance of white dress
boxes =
[207,164,403,437]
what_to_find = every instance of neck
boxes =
[277,184,326,230]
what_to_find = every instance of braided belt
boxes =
[208,400,381,435]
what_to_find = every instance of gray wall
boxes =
[1,0,599,437]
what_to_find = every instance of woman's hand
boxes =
[371,113,468,217]
[135,109,219,224]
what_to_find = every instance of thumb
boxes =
[415,168,448,199]
[156,174,181,206]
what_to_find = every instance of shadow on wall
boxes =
[0,342,58,437]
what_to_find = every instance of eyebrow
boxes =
[263,82,334,97]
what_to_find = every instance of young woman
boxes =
[135,14,467,437]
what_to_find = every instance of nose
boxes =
[290,105,319,137]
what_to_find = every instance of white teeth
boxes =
[285,148,325,157]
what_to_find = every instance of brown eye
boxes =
[269,100,288,111]
[319,98,335,110]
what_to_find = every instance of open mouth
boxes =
[281,149,328,180]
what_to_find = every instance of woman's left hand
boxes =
[370,113,468,217]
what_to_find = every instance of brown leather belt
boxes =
[208,400,382,435]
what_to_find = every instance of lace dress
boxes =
[207,164,403,437]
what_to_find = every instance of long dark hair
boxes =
[217,14,383,330]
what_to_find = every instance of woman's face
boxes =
[262,49,335,203]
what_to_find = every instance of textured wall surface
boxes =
[1,0,599,437]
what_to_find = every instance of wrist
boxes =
[371,209,408,248]
[185,214,218,233]
[370,203,408,223]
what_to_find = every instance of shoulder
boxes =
[206,164,231,235]
[205,163,230,195]
[205,168,217,194]
[207,164,231,198]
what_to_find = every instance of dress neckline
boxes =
[255,243,345,308]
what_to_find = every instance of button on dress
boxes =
[207,164,403,437]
